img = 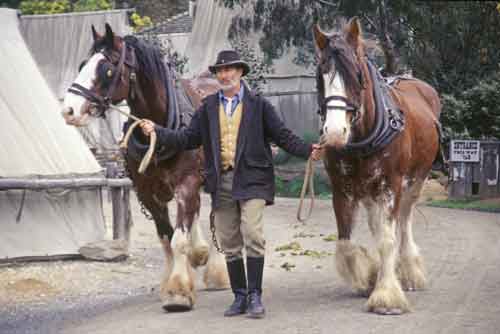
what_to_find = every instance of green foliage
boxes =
[230,38,273,93]
[0,0,23,9]
[441,72,500,140]
[427,199,500,213]
[136,32,189,75]
[273,131,320,166]
[18,0,111,14]
[221,1,500,142]
[73,0,111,12]
[275,170,331,198]
[130,12,153,33]
[19,0,70,14]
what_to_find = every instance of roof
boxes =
[140,11,193,35]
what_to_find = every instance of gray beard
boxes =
[219,79,239,93]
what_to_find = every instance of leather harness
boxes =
[317,59,406,157]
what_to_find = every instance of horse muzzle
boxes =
[61,107,91,127]
[320,130,350,151]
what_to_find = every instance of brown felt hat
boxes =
[208,50,250,76]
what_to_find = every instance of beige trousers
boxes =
[214,171,266,262]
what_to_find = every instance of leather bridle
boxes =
[316,66,362,125]
[68,41,136,117]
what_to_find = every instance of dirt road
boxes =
[1,194,500,334]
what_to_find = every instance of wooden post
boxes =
[111,186,125,241]
[449,162,473,199]
[123,187,132,243]
[478,143,499,198]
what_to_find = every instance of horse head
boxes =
[314,17,369,151]
[62,23,135,127]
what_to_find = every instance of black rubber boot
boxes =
[224,258,247,317]
[247,257,265,318]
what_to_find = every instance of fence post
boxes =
[107,162,131,242]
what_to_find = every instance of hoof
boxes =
[371,307,404,315]
[204,284,230,291]
[162,294,193,313]
[203,252,230,291]
[203,267,230,291]
[366,286,410,315]
[397,256,426,291]
[188,247,209,268]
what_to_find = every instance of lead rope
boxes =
[103,103,157,174]
[296,157,316,223]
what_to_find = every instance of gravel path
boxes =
[1,193,499,334]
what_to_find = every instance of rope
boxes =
[296,157,316,223]
[106,104,157,175]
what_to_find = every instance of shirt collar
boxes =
[219,82,245,104]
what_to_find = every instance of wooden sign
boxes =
[450,140,480,162]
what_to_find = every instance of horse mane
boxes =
[319,18,379,107]
[123,35,170,85]
[328,47,363,107]
[90,35,170,89]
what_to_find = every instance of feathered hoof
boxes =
[397,256,427,291]
[162,294,193,312]
[203,261,230,291]
[366,286,410,315]
[160,273,195,313]
[188,246,209,268]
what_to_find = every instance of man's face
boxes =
[215,65,243,92]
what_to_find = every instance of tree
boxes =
[221,0,500,140]
[16,0,111,14]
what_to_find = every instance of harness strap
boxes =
[105,41,127,103]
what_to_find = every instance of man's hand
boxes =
[310,143,323,161]
[140,119,155,137]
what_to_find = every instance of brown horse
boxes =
[313,18,441,315]
[61,24,229,312]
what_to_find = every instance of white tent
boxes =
[20,9,133,150]
[0,9,106,261]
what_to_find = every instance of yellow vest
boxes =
[219,102,243,170]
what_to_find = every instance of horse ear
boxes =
[313,24,328,51]
[91,25,100,41]
[104,23,114,48]
[346,17,362,47]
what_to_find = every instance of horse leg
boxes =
[160,179,201,311]
[186,202,209,268]
[135,189,180,311]
[366,189,410,315]
[333,193,378,296]
[203,242,230,290]
[177,175,229,290]
[397,179,426,291]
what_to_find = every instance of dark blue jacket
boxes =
[155,85,312,208]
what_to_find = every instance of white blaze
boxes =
[63,53,105,118]
[322,72,351,145]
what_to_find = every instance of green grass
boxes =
[273,131,320,166]
[275,172,331,199]
[426,199,500,213]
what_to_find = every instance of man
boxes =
[140,50,322,318]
